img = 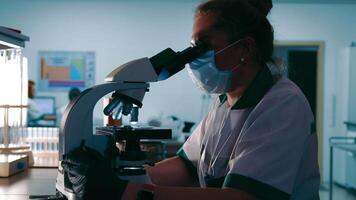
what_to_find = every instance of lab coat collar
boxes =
[218,65,274,110]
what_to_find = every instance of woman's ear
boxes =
[242,37,257,56]
[239,37,258,65]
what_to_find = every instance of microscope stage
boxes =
[96,125,172,141]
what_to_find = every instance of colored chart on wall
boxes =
[38,51,95,91]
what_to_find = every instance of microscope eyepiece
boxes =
[149,42,210,81]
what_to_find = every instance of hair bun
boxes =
[248,0,273,17]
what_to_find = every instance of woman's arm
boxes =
[145,156,198,187]
[122,156,257,200]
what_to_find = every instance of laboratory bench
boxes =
[0,168,57,200]
[0,141,184,200]
[0,136,185,200]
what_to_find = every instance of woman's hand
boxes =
[61,142,128,200]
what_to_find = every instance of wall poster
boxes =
[38,51,95,91]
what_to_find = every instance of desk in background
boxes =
[0,168,57,200]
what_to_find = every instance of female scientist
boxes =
[62,0,320,199]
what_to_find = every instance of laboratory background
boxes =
[0,0,356,199]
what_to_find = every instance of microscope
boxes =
[54,42,209,200]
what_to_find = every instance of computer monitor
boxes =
[32,96,56,115]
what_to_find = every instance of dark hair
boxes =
[196,0,274,64]
[68,88,81,101]
[28,80,35,85]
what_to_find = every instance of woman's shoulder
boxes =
[265,77,310,105]
[253,76,314,119]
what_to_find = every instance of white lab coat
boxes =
[178,74,320,199]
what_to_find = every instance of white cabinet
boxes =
[345,45,356,189]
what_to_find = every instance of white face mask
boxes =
[187,39,242,94]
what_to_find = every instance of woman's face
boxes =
[192,12,257,92]
[192,12,244,71]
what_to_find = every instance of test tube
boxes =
[33,127,37,138]
[43,127,47,152]
[0,126,3,144]
[55,128,59,151]
[29,127,33,150]
[42,127,45,152]
[55,128,58,152]
[50,128,53,152]
[34,128,38,152]
[48,128,51,152]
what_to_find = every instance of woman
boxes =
[62,0,320,199]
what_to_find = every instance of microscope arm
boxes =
[103,42,209,113]
[59,82,149,158]
[60,42,210,156]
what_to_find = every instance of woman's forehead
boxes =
[192,12,217,42]
[192,13,229,48]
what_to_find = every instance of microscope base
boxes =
[55,162,77,200]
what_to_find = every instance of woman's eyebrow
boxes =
[192,33,212,46]
[197,32,211,41]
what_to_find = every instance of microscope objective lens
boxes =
[122,103,133,116]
